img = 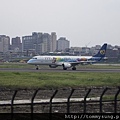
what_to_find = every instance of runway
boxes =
[0,68,120,72]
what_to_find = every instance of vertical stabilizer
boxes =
[93,43,107,58]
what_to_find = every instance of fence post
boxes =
[49,90,58,120]
[49,90,58,113]
[31,89,40,120]
[84,88,91,113]
[100,87,108,113]
[114,87,120,113]
[67,89,75,113]
[11,90,18,120]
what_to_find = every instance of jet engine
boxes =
[63,63,72,68]
[103,57,108,61]
[49,65,58,68]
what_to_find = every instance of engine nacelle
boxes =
[81,62,89,65]
[49,65,58,68]
[103,57,108,61]
[63,63,72,68]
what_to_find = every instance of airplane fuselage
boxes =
[27,55,100,66]
[27,43,107,70]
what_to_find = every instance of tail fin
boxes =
[93,43,107,58]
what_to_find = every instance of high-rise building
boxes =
[22,32,54,54]
[10,37,22,52]
[42,33,51,53]
[0,35,10,53]
[50,32,57,52]
[22,35,33,52]
[57,37,70,51]
[32,32,43,54]
[12,37,21,45]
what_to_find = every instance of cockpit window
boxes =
[32,57,37,59]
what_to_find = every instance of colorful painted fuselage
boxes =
[27,43,107,70]
[27,55,101,65]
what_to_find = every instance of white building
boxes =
[0,35,10,53]
[57,37,70,51]
[50,32,57,52]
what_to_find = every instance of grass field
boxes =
[0,63,120,89]
[0,71,120,89]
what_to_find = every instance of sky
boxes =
[0,0,120,47]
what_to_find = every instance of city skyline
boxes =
[0,32,71,54]
[0,0,120,47]
[1,34,120,64]
[1,32,120,48]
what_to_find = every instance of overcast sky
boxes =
[0,0,120,47]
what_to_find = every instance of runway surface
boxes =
[0,68,120,72]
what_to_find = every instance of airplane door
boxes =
[52,57,56,63]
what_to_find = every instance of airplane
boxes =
[27,43,107,70]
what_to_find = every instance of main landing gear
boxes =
[63,67,76,70]
[63,67,67,70]
[72,67,76,70]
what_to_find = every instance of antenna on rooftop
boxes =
[85,41,91,48]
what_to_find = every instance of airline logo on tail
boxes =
[100,50,106,55]
[93,43,107,58]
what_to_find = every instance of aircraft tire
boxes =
[72,67,76,70]
[63,68,67,70]
[36,67,39,70]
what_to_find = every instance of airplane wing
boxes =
[66,60,97,66]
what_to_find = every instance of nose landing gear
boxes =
[35,65,39,70]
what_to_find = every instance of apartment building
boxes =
[50,32,57,52]
[0,35,10,53]
[22,32,57,54]
[57,37,70,51]
[22,35,34,51]
[10,37,22,52]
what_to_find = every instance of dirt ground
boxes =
[0,86,120,113]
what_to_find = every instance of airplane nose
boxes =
[27,60,31,64]
[27,59,35,64]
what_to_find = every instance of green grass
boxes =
[0,72,120,89]
[0,63,120,89]
[103,95,120,100]
[0,63,32,68]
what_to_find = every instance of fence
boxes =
[0,87,120,119]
